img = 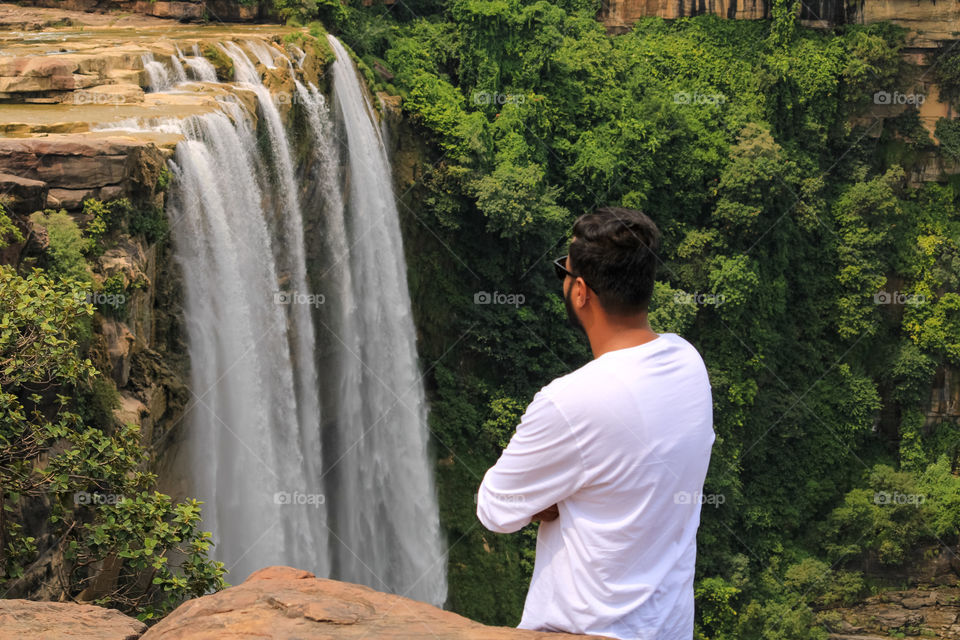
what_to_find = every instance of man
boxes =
[476,207,715,640]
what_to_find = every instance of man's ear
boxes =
[575,277,589,308]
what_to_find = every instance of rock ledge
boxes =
[1,566,609,640]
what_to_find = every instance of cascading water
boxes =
[164,100,329,581]
[141,53,172,92]
[319,35,447,605]
[169,54,187,84]
[186,45,219,82]
[148,36,445,604]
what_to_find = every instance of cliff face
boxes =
[0,3,330,601]
[16,0,263,23]
[600,0,960,45]
[599,0,770,30]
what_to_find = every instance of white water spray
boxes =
[156,38,445,604]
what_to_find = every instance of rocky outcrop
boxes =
[141,566,608,639]
[20,0,248,23]
[0,171,47,212]
[926,365,960,427]
[0,136,170,212]
[599,0,769,31]
[599,0,960,45]
[0,568,609,639]
[0,599,147,640]
[828,586,960,639]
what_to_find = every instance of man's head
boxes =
[559,207,660,334]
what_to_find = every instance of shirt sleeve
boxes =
[476,391,586,534]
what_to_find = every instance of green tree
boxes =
[0,266,225,620]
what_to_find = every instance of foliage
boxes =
[0,203,23,249]
[332,2,959,631]
[272,0,317,25]
[0,265,226,620]
[29,210,91,283]
[202,44,234,81]
[935,117,960,163]
[932,44,960,108]
[128,203,168,244]
[822,462,960,568]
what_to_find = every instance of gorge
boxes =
[2,1,960,639]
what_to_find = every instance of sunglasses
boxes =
[553,255,574,281]
[553,255,594,291]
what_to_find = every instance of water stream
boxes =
[152,37,446,604]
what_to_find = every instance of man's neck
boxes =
[587,317,660,359]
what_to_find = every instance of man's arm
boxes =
[477,391,585,533]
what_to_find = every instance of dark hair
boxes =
[568,207,660,315]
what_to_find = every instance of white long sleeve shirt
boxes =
[477,332,715,640]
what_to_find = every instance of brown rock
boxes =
[0,137,131,189]
[599,0,771,32]
[133,0,204,21]
[597,0,960,45]
[114,392,148,428]
[206,0,262,21]
[70,83,146,106]
[48,187,98,210]
[142,565,610,640]
[902,592,938,609]
[101,320,136,386]
[0,171,47,214]
[0,599,146,640]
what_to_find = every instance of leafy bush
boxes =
[128,204,168,245]
[0,202,23,249]
[932,44,960,107]
[0,265,226,620]
[935,117,960,162]
[29,210,90,282]
[823,464,937,566]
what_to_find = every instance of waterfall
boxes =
[141,53,172,92]
[155,37,445,604]
[170,54,188,84]
[219,43,323,495]
[321,34,447,605]
[184,55,217,82]
[245,39,280,68]
[165,100,329,581]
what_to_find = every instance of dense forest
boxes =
[329,1,960,637]
[2,0,959,637]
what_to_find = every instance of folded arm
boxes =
[476,392,586,533]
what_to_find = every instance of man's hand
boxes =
[531,504,559,522]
